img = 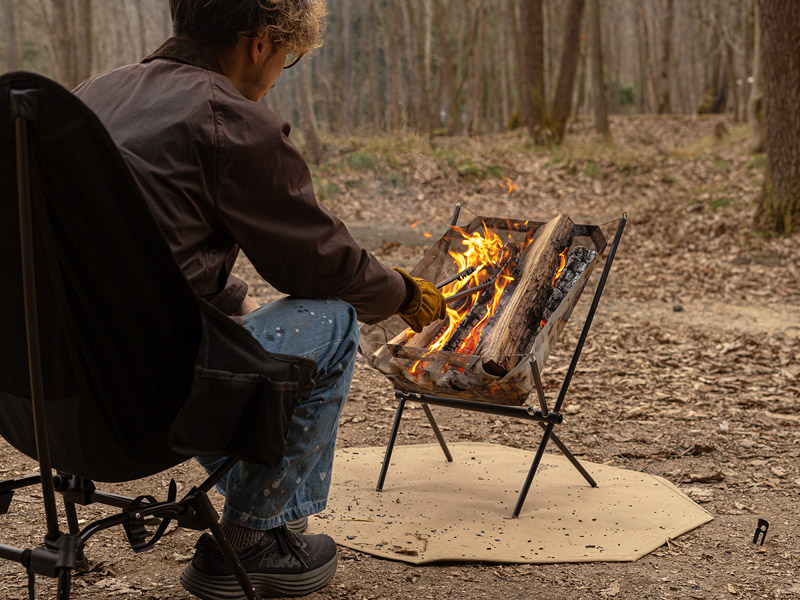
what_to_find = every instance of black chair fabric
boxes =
[0,72,316,482]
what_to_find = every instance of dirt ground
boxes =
[2,115,799,599]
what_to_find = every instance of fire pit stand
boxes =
[372,214,626,518]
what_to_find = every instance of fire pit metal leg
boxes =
[513,422,555,518]
[376,397,406,492]
[421,404,453,462]
[542,425,597,488]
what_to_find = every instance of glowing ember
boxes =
[410,220,422,228]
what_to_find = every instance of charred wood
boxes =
[535,245,597,336]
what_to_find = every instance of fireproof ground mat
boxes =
[308,443,712,564]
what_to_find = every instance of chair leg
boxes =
[190,491,261,600]
[63,500,88,569]
[57,568,72,600]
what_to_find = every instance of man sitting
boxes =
[73,1,444,597]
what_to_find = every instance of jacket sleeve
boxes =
[212,96,407,324]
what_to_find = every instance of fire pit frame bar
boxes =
[375,215,627,518]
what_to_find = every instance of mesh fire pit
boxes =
[361,214,610,406]
[360,206,627,517]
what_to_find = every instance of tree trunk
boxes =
[748,1,765,152]
[366,2,382,132]
[574,31,588,119]
[657,0,674,113]
[638,0,657,113]
[49,0,76,87]
[341,0,354,134]
[74,0,93,85]
[635,1,647,113]
[589,0,609,135]
[299,63,325,165]
[755,0,800,234]
[384,1,402,131]
[520,0,545,138]
[2,0,22,71]
[550,0,587,144]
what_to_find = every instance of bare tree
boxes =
[755,0,800,234]
[638,0,657,112]
[2,0,22,72]
[589,0,609,135]
[550,0,587,143]
[657,0,674,113]
[520,0,545,137]
[298,62,325,165]
[748,1,765,152]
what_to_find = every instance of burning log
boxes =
[480,214,575,376]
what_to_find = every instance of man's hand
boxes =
[394,268,447,333]
[234,294,259,316]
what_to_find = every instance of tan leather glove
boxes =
[394,268,447,333]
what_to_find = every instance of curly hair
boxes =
[170,0,327,57]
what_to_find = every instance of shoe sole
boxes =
[180,552,337,600]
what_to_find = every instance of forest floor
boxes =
[2,115,799,600]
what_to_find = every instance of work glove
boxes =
[394,268,447,333]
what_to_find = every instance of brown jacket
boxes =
[73,37,406,321]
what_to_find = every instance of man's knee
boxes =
[242,297,359,363]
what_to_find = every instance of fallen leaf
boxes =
[600,582,620,597]
[770,466,786,478]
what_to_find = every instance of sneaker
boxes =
[180,526,337,600]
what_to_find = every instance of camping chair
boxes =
[0,72,316,600]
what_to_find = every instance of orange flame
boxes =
[505,178,519,194]
[423,232,433,238]
[552,247,568,286]
[410,220,422,228]
[408,222,538,375]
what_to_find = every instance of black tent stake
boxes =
[753,518,769,545]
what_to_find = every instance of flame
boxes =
[505,178,519,194]
[408,222,537,375]
[423,232,433,238]
[552,247,567,286]
[410,220,422,228]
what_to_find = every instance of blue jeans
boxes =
[197,298,359,530]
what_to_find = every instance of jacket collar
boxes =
[142,37,224,75]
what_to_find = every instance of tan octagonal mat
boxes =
[307,442,712,564]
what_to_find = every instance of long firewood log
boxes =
[480,214,574,376]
